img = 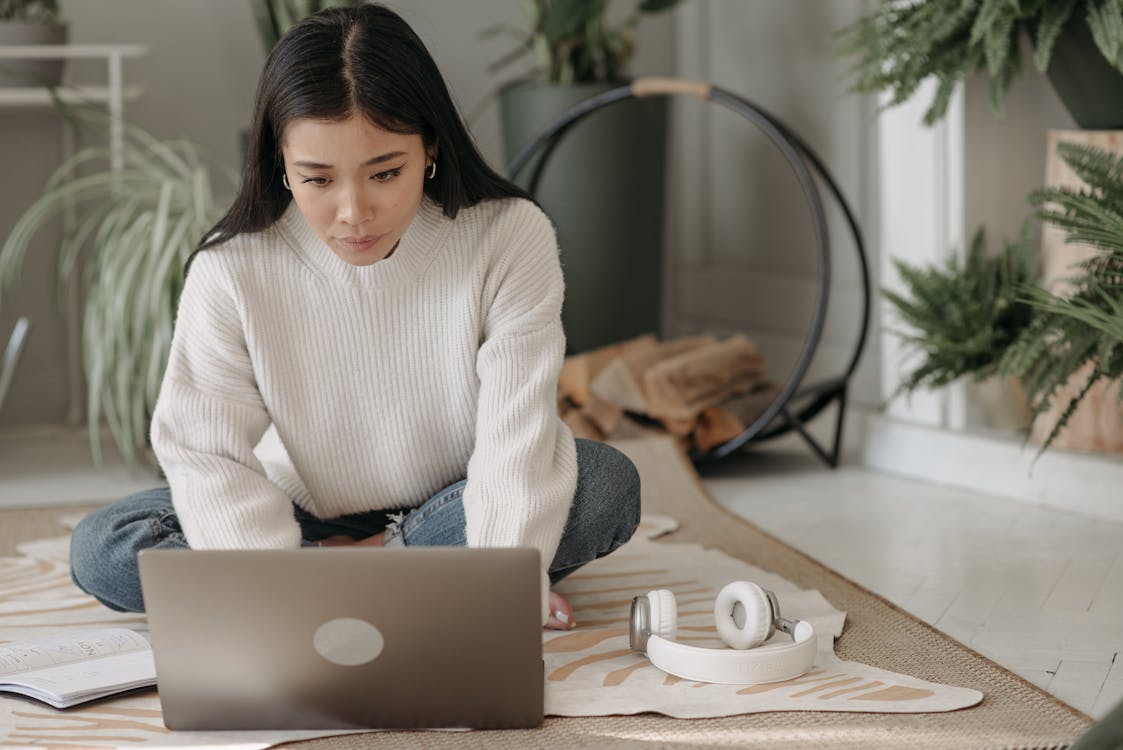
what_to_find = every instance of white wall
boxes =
[963,39,1076,250]
[666,0,881,410]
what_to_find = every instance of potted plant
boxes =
[838,0,1123,128]
[486,0,680,353]
[886,143,1123,454]
[0,0,67,88]
[1000,141,1123,452]
[248,0,365,53]
[0,110,234,464]
[883,227,1037,430]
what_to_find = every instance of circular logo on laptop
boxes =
[313,618,384,666]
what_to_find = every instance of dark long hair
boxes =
[190,3,529,266]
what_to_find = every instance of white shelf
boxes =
[0,42,146,173]
[0,84,144,107]
[0,44,147,60]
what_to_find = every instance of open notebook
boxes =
[0,628,156,709]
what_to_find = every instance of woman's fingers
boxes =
[546,590,576,630]
[317,532,386,547]
[318,534,357,547]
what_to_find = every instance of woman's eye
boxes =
[301,176,329,186]
[372,168,403,183]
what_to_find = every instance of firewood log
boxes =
[558,356,591,407]
[562,408,604,441]
[582,394,625,436]
[626,334,716,376]
[590,357,648,413]
[642,335,768,421]
[559,334,657,406]
[612,414,670,441]
[693,406,746,453]
[718,383,782,428]
[660,415,698,437]
[589,335,717,416]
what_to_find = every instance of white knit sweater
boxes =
[150,196,578,607]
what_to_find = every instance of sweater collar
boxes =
[276,196,449,287]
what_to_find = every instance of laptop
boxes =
[138,547,544,731]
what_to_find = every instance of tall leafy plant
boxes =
[839,0,1123,125]
[0,0,60,21]
[485,0,681,84]
[1000,142,1123,451]
[249,0,365,52]
[0,111,234,463]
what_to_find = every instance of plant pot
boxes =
[967,375,1032,432]
[1045,13,1123,129]
[0,20,68,88]
[500,80,668,354]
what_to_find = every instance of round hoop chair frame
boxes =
[507,78,871,468]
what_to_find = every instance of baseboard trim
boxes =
[0,424,159,509]
[856,409,1123,523]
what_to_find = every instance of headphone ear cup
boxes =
[646,589,678,641]
[714,581,772,649]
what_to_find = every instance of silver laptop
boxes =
[138,547,543,731]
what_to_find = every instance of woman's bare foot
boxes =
[546,590,575,630]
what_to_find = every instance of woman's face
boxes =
[281,114,434,267]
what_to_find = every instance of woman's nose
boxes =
[338,187,374,226]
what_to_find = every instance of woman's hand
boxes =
[546,590,575,630]
[318,532,387,547]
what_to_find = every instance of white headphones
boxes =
[629,581,817,685]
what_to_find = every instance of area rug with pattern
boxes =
[0,437,1092,749]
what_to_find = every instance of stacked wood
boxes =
[557,333,774,453]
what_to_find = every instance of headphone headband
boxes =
[630,581,817,685]
[645,620,816,685]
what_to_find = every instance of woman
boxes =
[70,4,641,630]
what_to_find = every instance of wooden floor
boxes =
[1,425,1120,719]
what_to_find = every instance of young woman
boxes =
[69,3,641,630]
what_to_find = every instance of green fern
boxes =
[999,142,1123,452]
[884,227,1037,398]
[839,0,1123,125]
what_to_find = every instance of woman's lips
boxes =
[337,235,381,253]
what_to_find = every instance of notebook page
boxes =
[0,629,150,676]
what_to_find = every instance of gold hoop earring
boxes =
[426,161,437,180]
[282,173,292,191]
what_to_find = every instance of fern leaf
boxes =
[1033,0,1080,71]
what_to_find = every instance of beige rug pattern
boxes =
[0,514,982,748]
[0,437,1094,749]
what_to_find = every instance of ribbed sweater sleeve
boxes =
[150,252,302,549]
[463,205,579,604]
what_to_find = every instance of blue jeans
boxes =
[70,439,641,613]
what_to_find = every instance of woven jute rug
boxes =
[0,437,1093,749]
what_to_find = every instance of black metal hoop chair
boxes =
[507,78,871,468]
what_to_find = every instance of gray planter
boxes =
[0,21,68,88]
[1046,13,1123,129]
[500,80,668,354]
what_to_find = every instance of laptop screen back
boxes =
[139,547,543,730]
